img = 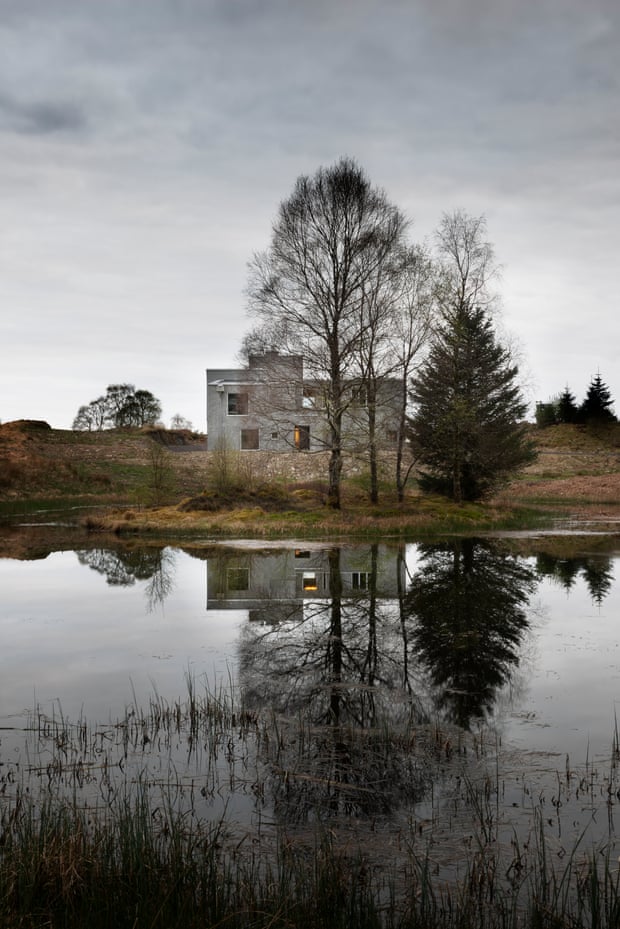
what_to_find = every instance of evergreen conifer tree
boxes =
[409,304,535,502]
[580,373,616,423]
[557,386,580,424]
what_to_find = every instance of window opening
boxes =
[241,428,259,450]
[294,424,310,450]
[302,572,318,590]
[351,572,370,590]
[227,392,248,415]
[227,567,250,591]
[302,387,317,408]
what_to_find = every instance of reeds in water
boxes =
[3,675,620,927]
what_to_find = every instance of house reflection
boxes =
[206,545,404,622]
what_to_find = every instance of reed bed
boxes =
[2,676,620,927]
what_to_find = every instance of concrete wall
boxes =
[206,354,401,454]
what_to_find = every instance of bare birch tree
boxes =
[388,245,436,501]
[246,157,407,508]
[346,242,435,503]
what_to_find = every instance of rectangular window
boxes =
[302,387,317,408]
[302,572,318,590]
[227,567,249,591]
[298,571,326,593]
[241,428,259,450]
[351,572,370,590]
[227,392,248,415]
[294,425,310,450]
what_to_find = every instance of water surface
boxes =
[2,531,620,868]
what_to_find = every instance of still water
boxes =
[1,531,620,864]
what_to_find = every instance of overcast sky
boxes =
[1,0,618,431]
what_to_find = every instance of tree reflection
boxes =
[404,540,537,729]
[536,552,614,606]
[76,547,175,609]
[583,559,614,606]
[239,545,432,822]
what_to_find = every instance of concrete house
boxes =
[206,544,405,621]
[206,352,400,452]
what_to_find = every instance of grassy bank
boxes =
[0,420,209,506]
[2,420,619,538]
[83,492,555,540]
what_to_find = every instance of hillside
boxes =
[495,422,620,516]
[1,420,619,528]
[0,420,210,503]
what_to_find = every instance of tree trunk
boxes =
[367,381,378,504]
[327,360,343,509]
[327,409,342,508]
[452,436,462,503]
[328,547,343,722]
[395,374,408,503]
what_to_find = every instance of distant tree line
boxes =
[73,384,162,431]
[535,551,614,606]
[536,373,616,428]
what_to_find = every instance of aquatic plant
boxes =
[3,675,620,927]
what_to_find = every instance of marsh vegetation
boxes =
[1,533,620,925]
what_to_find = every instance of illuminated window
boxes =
[294,425,310,450]
[302,572,318,590]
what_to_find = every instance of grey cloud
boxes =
[0,92,88,135]
[0,0,618,430]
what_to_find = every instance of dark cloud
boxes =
[0,92,88,135]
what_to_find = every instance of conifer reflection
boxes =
[405,540,537,728]
[535,552,614,606]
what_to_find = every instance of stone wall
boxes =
[201,449,398,482]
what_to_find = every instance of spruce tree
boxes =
[580,373,616,423]
[409,304,535,502]
[557,386,580,424]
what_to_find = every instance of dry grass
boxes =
[83,490,537,540]
[3,420,620,535]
